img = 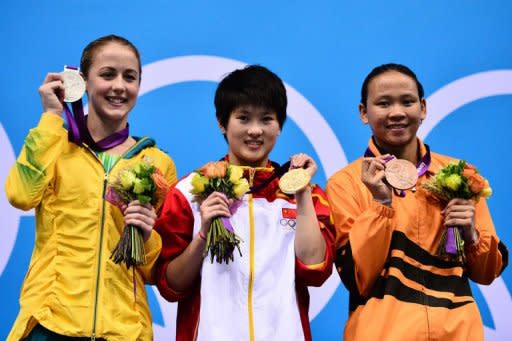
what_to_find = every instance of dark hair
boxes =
[360,63,424,106]
[80,34,141,81]
[214,65,287,129]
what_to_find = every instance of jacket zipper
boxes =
[89,138,146,340]
[91,171,108,341]
[247,168,256,341]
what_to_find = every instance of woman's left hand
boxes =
[443,198,478,244]
[124,200,157,242]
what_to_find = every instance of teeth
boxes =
[108,97,124,104]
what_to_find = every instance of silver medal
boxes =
[61,67,85,103]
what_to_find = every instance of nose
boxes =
[248,122,263,136]
[112,75,125,92]
[388,104,406,119]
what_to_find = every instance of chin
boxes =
[387,137,415,148]
[242,156,267,167]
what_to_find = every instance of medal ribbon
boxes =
[62,66,129,151]
[248,161,291,194]
[219,156,292,194]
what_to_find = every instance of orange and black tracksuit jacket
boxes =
[326,139,508,341]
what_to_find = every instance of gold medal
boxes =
[279,168,311,194]
[385,159,418,190]
[61,66,86,103]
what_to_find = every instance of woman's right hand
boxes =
[361,154,393,203]
[199,192,231,235]
[38,73,65,115]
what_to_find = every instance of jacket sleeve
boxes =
[5,113,68,211]
[153,186,198,301]
[326,171,395,296]
[465,198,508,284]
[295,185,336,287]
[162,157,178,188]
[137,229,163,284]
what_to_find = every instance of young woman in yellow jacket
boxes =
[5,35,177,341]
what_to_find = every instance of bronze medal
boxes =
[279,168,311,194]
[385,159,418,190]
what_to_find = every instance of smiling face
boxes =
[360,70,426,155]
[222,104,281,167]
[84,42,140,126]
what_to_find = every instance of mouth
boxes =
[106,96,127,105]
[245,140,263,149]
[387,123,408,131]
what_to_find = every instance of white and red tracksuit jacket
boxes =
[154,161,335,341]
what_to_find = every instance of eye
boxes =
[100,71,115,79]
[124,72,138,82]
[402,98,416,106]
[262,115,275,123]
[377,101,389,107]
[236,114,249,122]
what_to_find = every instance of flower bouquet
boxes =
[191,161,249,264]
[423,160,491,260]
[106,161,170,268]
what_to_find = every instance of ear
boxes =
[420,98,427,121]
[218,120,226,134]
[359,103,369,124]
[81,72,89,92]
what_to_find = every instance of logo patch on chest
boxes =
[280,208,297,230]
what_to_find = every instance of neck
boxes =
[87,113,127,142]
[373,137,420,165]
[228,152,269,168]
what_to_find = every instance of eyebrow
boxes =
[98,66,138,74]
[374,91,417,99]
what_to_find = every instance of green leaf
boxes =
[137,194,152,203]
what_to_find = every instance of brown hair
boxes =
[80,34,141,81]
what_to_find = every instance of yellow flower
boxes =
[132,163,143,175]
[229,166,244,185]
[233,178,250,198]
[133,178,149,194]
[444,174,462,191]
[191,174,209,194]
[120,170,136,190]
[481,183,492,198]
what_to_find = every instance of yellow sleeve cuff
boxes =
[296,257,326,270]
[144,229,162,252]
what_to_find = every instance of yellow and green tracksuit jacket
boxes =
[5,113,177,341]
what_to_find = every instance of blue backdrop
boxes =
[1,1,511,339]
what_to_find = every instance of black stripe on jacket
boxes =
[337,231,474,311]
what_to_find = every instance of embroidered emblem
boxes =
[281,208,297,230]
[282,208,297,219]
